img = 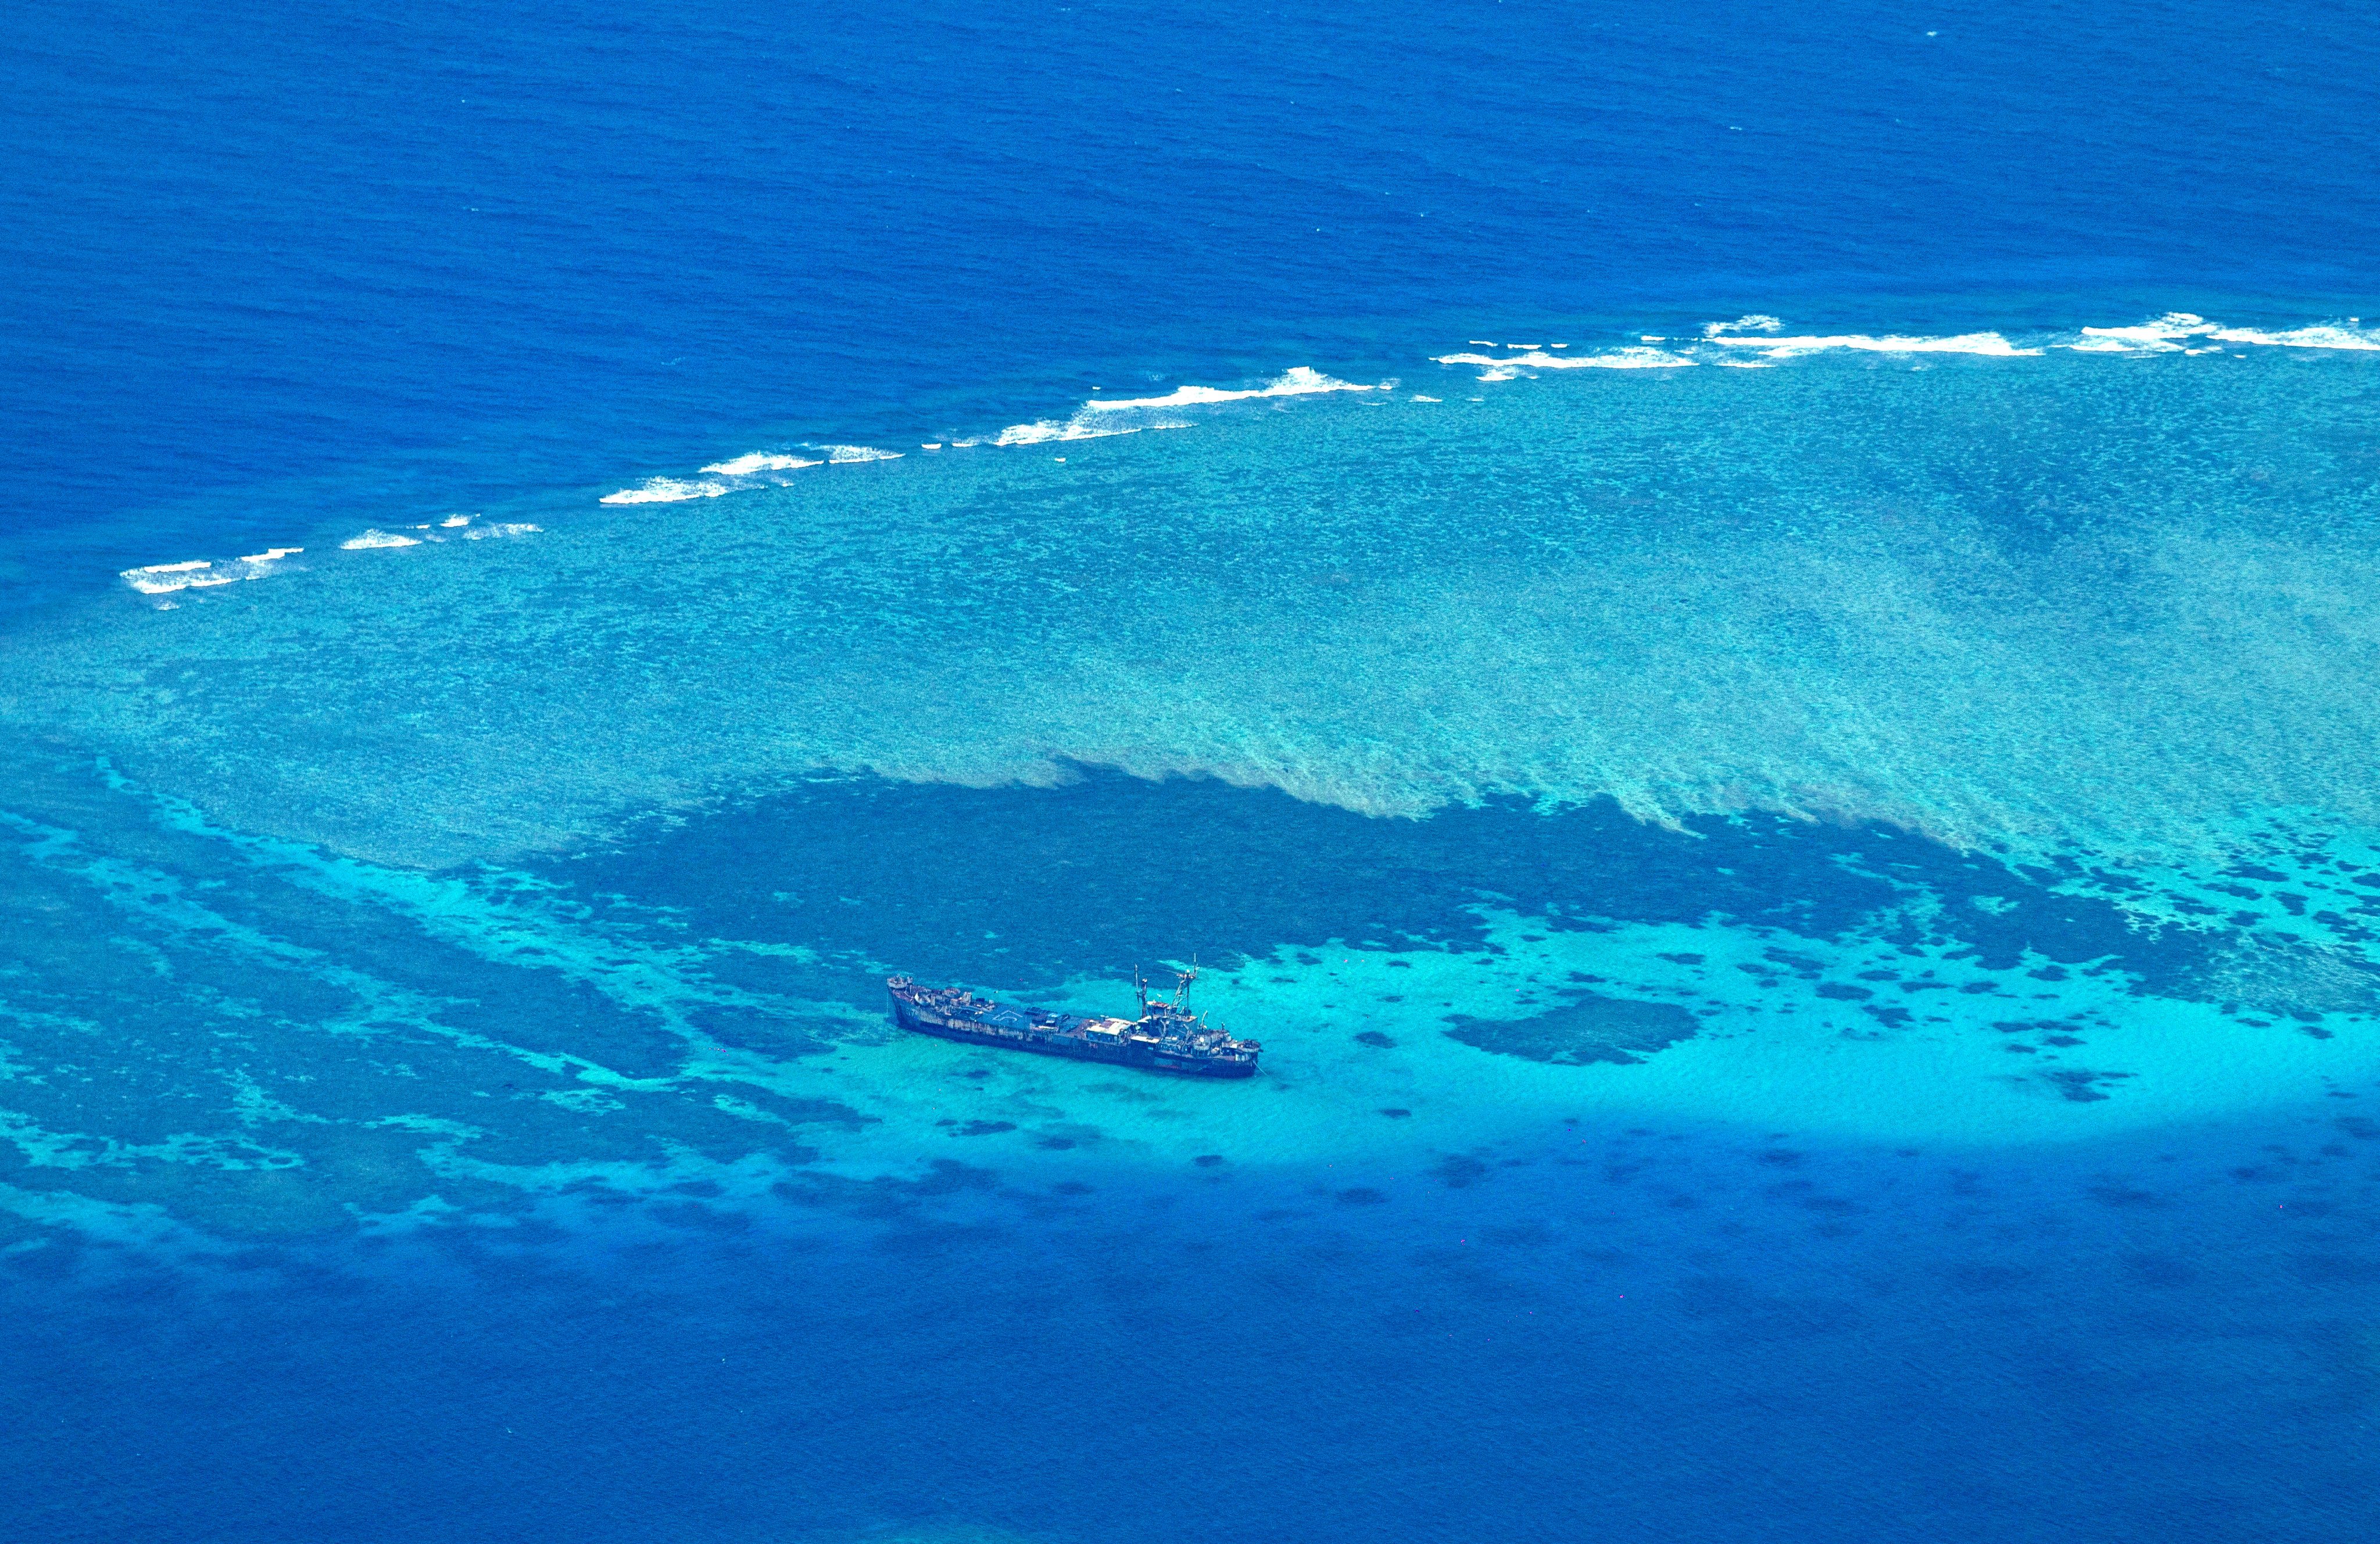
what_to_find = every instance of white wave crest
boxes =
[121,560,236,595]
[600,478,731,505]
[818,445,903,463]
[2068,313,2215,352]
[994,417,1154,446]
[1712,331,2041,359]
[2209,321,2378,351]
[461,522,541,540]
[1080,367,1385,413]
[340,530,424,550]
[2069,313,2379,355]
[121,548,307,593]
[701,452,825,476]
[1703,314,1784,337]
[1434,347,1696,381]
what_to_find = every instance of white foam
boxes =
[2067,313,2216,352]
[340,530,424,550]
[126,571,234,589]
[1411,395,1443,402]
[121,549,305,594]
[461,523,541,540]
[2068,313,2379,355]
[986,366,1380,444]
[598,371,1374,497]
[2208,321,2379,351]
[700,452,826,476]
[121,562,235,595]
[440,515,472,528]
[1434,347,1696,381]
[1703,314,1784,337]
[599,478,731,505]
[992,416,1191,447]
[1711,331,2041,358]
[121,559,216,585]
[1079,367,1385,412]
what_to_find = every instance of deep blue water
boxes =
[6,0,2375,586]
[5,1,2380,1541]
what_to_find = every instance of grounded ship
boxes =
[886,967,1261,1078]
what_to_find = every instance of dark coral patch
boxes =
[1442,993,1697,1066]
[1434,1155,1490,1189]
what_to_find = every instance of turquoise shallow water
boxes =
[4,307,2380,1544]
[26,321,2380,867]
[4,318,2378,1236]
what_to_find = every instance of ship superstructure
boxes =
[886,966,1260,1078]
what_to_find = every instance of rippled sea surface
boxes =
[4,2,2378,1540]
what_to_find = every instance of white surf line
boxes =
[1444,312,2379,383]
[120,548,304,594]
[601,443,900,504]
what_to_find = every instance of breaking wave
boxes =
[2067,312,2379,353]
[120,549,303,595]
[121,520,539,599]
[590,315,2375,511]
[609,370,1379,498]
[1433,346,1695,381]
[1078,367,1386,412]
[989,416,1186,447]
[600,478,731,505]
[701,452,824,475]
[606,446,869,503]
[1431,312,2379,383]
[1706,330,2041,359]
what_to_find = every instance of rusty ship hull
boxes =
[887,975,1259,1078]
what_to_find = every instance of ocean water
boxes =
[5,2,2380,1540]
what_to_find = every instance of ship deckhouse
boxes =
[885,965,1261,1078]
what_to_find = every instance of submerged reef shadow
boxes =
[558,762,2216,998]
[1443,994,1701,1066]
